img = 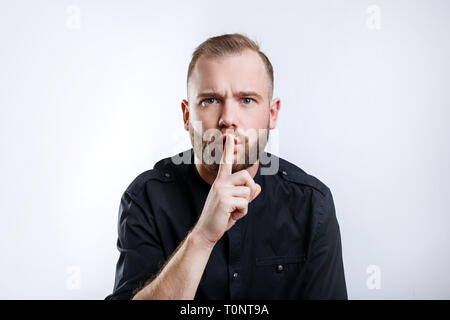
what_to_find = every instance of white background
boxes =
[1,0,449,299]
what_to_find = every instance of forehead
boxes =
[189,49,269,96]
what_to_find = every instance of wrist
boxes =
[188,228,216,251]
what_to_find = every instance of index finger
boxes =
[217,134,234,178]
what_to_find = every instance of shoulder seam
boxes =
[277,158,329,197]
[125,168,175,198]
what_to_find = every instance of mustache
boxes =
[201,133,255,151]
[188,122,271,159]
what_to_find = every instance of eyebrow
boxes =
[196,91,263,101]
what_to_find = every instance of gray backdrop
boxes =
[1,0,449,299]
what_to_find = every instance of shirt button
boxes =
[277,264,284,272]
[281,170,287,176]
[164,172,171,178]
[233,272,239,278]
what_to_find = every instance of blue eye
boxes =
[242,98,253,104]
[204,98,217,104]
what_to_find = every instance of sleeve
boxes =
[302,189,348,300]
[105,190,166,300]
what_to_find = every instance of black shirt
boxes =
[106,148,347,300]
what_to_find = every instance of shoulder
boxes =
[270,153,331,198]
[270,154,337,226]
[124,151,187,198]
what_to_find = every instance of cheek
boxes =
[196,108,221,128]
[245,109,269,129]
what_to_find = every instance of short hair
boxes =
[187,33,274,97]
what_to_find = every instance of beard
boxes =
[189,120,270,174]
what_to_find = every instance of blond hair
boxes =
[187,33,274,97]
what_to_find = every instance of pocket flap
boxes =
[255,255,306,266]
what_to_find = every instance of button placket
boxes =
[227,222,243,298]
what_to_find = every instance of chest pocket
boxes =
[251,254,307,298]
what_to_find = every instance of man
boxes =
[106,33,347,300]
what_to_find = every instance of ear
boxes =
[181,99,190,131]
[268,97,281,130]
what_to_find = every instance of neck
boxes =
[195,160,260,185]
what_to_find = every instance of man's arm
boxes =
[302,189,348,299]
[132,229,214,300]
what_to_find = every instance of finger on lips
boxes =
[217,133,234,178]
[217,133,261,203]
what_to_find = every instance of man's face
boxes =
[183,49,280,173]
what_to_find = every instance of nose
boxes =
[218,100,237,129]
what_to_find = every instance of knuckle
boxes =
[241,170,251,179]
